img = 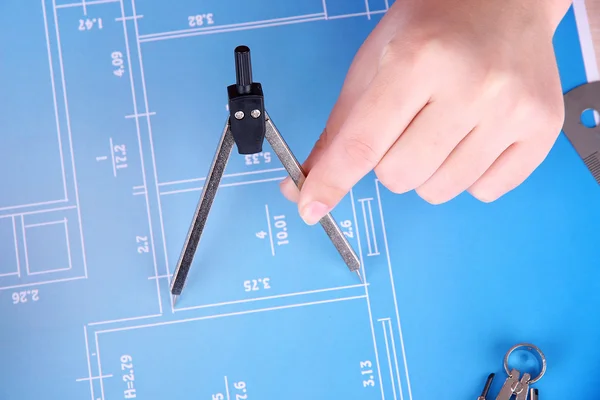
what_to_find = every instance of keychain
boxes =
[477,343,546,400]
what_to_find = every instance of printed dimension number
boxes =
[244,278,271,292]
[214,380,248,400]
[12,289,39,304]
[188,13,214,27]
[257,213,289,247]
[360,360,376,388]
[120,355,137,399]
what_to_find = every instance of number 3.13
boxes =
[360,360,375,387]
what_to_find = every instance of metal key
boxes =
[530,388,539,400]
[477,373,495,400]
[495,369,531,400]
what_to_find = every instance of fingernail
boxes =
[300,201,330,225]
[279,177,299,202]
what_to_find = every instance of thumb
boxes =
[279,128,331,203]
[278,16,394,204]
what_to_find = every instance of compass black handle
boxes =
[228,45,265,154]
[234,45,252,94]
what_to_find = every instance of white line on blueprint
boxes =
[12,216,21,277]
[224,376,231,400]
[55,0,118,9]
[161,176,285,196]
[118,0,163,314]
[64,218,73,271]
[0,205,77,220]
[42,0,68,201]
[0,276,86,291]
[28,267,71,276]
[88,313,163,327]
[140,13,325,39]
[97,295,366,334]
[51,0,89,278]
[76,374,113,382]
[139,15,327,43]
[159,167,286,186]
[115,14,143,22]
[376,179,413,400]
[388,319,404,400]
[147,274,171,280]
[94,332,106,400]
[367,199,380,255]
[83,326,94,400]
[24,219,65,229]
[21,216,30,275]
[125,111,155,119]
[0,199,67,213]
[328,10,386,20]
[131,0,173,312]
[109,137,117,177]
[360,200,373,255]
[350,189,385,400]
[381,319,398,400]
[265,204,275,256]
[139,7,389,45]
[174,284,367,312]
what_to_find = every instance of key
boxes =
[477,373,495,400]
[530,388,538,400]
[495,369,521,400]
[495,370,531,400]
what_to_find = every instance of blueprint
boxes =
[1,0,600,399]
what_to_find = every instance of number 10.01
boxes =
[273,215,288,246]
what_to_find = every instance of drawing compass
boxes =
[170,45,362,303]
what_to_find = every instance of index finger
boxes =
[297,56,431,224]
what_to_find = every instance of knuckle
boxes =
[379,41,404,68]
[379,38,420,71]
[342,137,380,168]
[313,128,331,151]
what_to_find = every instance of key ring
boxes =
[503,343,547,384]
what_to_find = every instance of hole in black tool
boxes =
[580,108,599,128]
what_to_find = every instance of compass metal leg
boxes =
[264,111,362,279]
[170,122,235,299]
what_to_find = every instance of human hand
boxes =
[280,0,571,225]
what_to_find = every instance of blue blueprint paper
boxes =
[1,1,599,399]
